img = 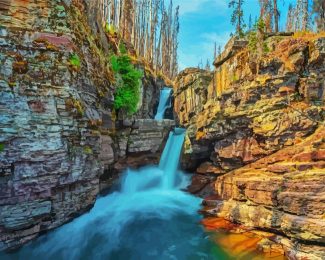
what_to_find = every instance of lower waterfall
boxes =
[3,129,228,260]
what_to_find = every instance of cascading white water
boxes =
[4,128,228,260]
[154,87,172,120]
[159,128,186,189]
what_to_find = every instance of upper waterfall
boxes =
[154,88,172,120]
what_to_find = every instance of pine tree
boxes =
[229,0,245,37]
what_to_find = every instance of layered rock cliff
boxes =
[175,34,325,258]
[0,0,172,250]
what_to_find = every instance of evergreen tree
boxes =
[229,0,245,37]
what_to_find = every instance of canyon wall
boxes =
[175,34,325,259]
[0,0,171,250]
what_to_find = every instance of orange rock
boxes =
[201,217,287,259]
[267,164,294,173]
[201,217,238,231]
[313,150,325,161]
[293,152,313,162]
[196,162,224,175]
[278,86,296,94]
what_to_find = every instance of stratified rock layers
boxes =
[175,35,325,259]
[0,0,171,250]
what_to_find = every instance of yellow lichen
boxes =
[83,146,93,155]
[65,98,84,116]
[196,131,205,140]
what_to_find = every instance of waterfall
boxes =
[159,128,186,189]
[4,129,228,260]
[154,88,172,120]
[122,127,186,192]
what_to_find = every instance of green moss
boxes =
[83,146,93,155]
[65,98,84,116]
[293,93,304,102]
[110,43,143,115]
[56,5,65,12]
[0,143,5,152]
[263,43,270,53]
[69,53,81,67]
[105,22,116,35]
[231,73,239,82]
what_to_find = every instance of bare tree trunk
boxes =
[273,0,278,32]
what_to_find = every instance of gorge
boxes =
[0,0,324,260]
[2,128,231,259]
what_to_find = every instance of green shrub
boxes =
[248,18,269,54]
[248,30,258,52]
[0,143,4,152]
[69,53,81,67]
[110,44,143,115]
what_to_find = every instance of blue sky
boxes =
[174,0,296,70]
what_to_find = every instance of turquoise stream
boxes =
[3,129,229,260]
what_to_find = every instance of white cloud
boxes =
[200,31,231,49]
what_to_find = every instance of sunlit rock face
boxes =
[175,34,325,258]
[173,68,213,126]
[176,35,324,171]
[212,127,325,259]
[0,0,169,250]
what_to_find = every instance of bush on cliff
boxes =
[248,18,269,53]
[110,44,142,115]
